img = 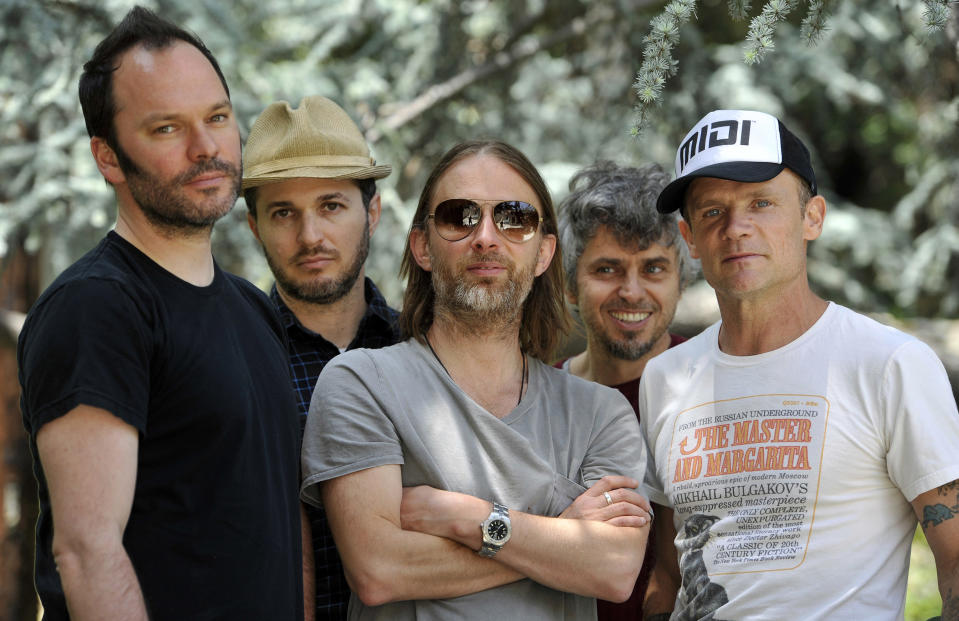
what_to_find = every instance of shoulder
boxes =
[534,358,629,408]
[321,339,423,378]
[824,304,934,367]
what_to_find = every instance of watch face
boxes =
[486,519,509,542]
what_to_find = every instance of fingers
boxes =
[590,475,640,495]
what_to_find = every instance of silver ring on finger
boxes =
[604,491,613,506]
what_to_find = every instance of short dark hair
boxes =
[398,140,571,362]
[558,161,696,293]
[78,5,229,156]
[244,178,378,219]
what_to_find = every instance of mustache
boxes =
[173,158,239,184]
[292,244,339,263]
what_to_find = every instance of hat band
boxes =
[246,155,376,178]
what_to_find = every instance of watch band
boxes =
[478,501,511,558]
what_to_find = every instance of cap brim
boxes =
[656,162,786,213]
[242,164,392,189]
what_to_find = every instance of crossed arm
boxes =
[913,479,959,621]
[36,405,149,620]
[320,465,650,606]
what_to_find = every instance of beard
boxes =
[268,221,370,305]
[430,249,536,331]
[117,142,240,234]
[581,304,667,362]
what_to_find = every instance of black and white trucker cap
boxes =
[656,109,817,214]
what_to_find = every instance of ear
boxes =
[247,212,261,243]
[410,227,432,272]
[802,195,826,242]
[90,137,126,185]
[367,193,382,236]
[678,218,699,260]
[565,286,578,307]
[534,233,557,277]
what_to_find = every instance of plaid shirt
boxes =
[272,278,400,620]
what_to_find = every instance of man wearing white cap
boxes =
[243,95,400,620]
[640,110,959,620]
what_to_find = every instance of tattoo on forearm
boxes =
[942,584,958,621]
[920,479,959,531]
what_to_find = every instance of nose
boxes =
[618,272,646,302]
[187,125,219,162]
[298,212,326,246]
[469,207,500,251]
[721,207,753,240]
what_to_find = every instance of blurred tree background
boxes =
[1,0,956,618]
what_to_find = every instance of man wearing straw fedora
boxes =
[243,95,400,620]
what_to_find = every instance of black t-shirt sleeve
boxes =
[20,277,153,434]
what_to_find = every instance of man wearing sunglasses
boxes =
[301,140,653,619]
[243,95,400,621]
[555,160,696,621]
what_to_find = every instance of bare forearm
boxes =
[341,525,523,604]
[56,546,148,620]
[301,504,315,621]
[415,492,646,601]
[477,511,646,602]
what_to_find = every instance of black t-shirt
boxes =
[19,231,302,620]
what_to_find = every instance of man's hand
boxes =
[559,475,652,527]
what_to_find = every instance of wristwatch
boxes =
[478,501,511,558]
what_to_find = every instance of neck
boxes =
[426,314,525,418]
[716,284,828,356]
[277,274,368,350]
[115,206,215,286]
[569,329,672,386]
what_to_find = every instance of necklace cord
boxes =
[425,335,526,407]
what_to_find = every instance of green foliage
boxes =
[1,0,958,319]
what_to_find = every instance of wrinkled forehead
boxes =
[432,155,540,209]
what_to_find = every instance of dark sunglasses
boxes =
[426,198,543,243]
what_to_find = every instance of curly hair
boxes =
[558,160,697,295]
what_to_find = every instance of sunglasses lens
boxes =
[433,199,480,241]
[493,201,540,242]
[430,199,541,242]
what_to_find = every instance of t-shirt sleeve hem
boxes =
[29,389,146,435]
[903,466,959,502]
[299,453,405,507]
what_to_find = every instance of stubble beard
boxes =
[430,250,536,334]
[269,222,370,305]
[582,305,667,362]
[119,146,240,235]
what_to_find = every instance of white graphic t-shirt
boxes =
[640,303,959,620]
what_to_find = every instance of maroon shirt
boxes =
[555,333,687,621]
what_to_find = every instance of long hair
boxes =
[399,140,571,361]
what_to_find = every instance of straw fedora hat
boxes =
[242,96,392,189]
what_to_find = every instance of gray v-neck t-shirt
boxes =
[301,338,646,620]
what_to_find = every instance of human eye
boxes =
[646,264,665,274]
[270,208,293,220]
[321,202,346,214]
[754,199,772,209]
[210,113,229,123]
[153,124,176,135]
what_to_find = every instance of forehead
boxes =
[686,169,800,206]
[112,41,228,122]
[580,226,678,265]
[432,154,540,208]
[257,177,361,204]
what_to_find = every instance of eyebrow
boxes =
[265,192,352,210]
[140,99,233,126]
